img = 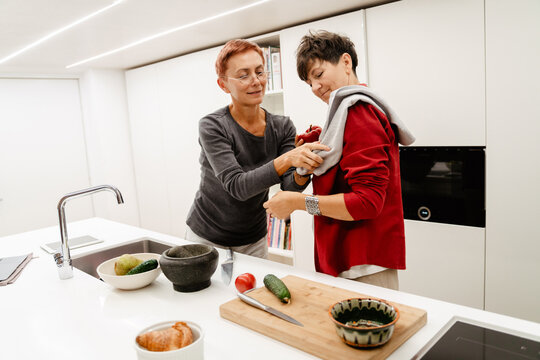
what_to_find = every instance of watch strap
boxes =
[305,196,321,216]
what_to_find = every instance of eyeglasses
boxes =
[224,71,269,85]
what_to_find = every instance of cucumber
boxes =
[126,259,158,275]
[263,274,291,304]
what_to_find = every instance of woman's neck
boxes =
[347,73,362,87]
[229,101,266,136]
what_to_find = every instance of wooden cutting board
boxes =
[220,275,427,360]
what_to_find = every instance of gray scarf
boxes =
[297,85,415,176]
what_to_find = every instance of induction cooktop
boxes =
[412,316,540,360]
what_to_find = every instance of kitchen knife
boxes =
[221,248,234,285]
[238,291,304,327]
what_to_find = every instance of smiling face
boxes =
[305,54,353,104]
[218,50,266,106]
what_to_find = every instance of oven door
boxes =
[399,147,485,227]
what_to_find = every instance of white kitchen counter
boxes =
[1,218,539,359]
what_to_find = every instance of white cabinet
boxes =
[0,78,93,236]
[365,0,485,146]
[126,65,173,234]
[156,48,229,237]
[126,47,229,237]
[484,0,540,322]
[400,221,485,309]
[78,70,140,227]
[291,184,315,271]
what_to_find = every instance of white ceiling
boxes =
[0,0,395,75]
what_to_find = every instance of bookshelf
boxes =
[253,33,285,117]
[251,34,294,266]
[266,183,294,265]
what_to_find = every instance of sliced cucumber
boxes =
[126,259,158,275]
[263,274,291,304]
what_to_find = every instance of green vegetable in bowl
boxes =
[126,259,159,275]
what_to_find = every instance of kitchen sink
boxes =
[72,237,173,279]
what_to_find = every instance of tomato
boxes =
[235,273,256,293]
[297,125,322,144]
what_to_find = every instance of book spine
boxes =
[264,47,273,92]
[270,47,282,91]
[266,214,272,247]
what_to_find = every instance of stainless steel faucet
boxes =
[54,185,124,279]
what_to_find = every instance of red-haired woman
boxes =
[186,39,329,258]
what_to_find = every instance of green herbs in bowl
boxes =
[329,297,400,348]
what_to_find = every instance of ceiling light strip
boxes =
[0,0,123,65]
[66,0,270,69]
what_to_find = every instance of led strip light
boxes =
[66,0,270,69]
[0,0,124,65]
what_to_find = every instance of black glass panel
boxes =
[400,147,485,227]
[419,321,540,360]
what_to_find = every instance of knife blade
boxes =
[238,291,303,327]
[221,248,234,285]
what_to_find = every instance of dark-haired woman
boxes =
[264,31,415,289]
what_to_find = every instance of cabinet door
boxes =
[0,78,93,236]
[156,47,229,237]
[125,66,172,233]
[127,46,229,237]
[400,221,485,309]
[366,0,485,146]
[291,184,315,271]
[280,10,368,136]
[484,0,540,322]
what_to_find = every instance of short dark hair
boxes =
[296,30,358,81]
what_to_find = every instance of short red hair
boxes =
[215,39,264,77]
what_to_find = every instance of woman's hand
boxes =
[294,135,304,147]
[274,139,330,176]
[263,191,304,220]
[285,142,330,172]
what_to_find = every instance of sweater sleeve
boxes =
[279,118,311,192]
[199,116,281,201]
[341,103,392,220]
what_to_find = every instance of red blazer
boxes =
[312,102,406,276]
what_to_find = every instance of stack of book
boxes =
[266,215,292,251]
[262,46,282,92]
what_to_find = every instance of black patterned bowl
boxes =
[329,298,400,348]
[159,244,218,292]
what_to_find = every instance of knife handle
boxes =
[238,292,267,311]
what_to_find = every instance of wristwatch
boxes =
[305,196,321,216]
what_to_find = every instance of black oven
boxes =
[399,146,485,227]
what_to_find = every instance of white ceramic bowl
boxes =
[134,321,204,360]
[96,253,161,290]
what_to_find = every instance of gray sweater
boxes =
[186,106,309,246]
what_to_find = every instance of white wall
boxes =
[0,77,93,236]
[484,0,540,322]
[79,69,140,227]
